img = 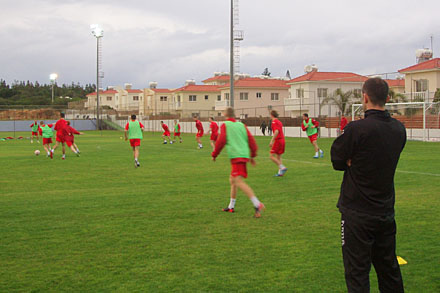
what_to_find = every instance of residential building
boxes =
[217,77,289,118]
[385,79,405,94]
[398,58,440,101]
[172,83,221,117]
[284,70,367,117]
[142,87,175,116]
[85,84,144,112]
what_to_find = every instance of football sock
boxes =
[319,149,323,154]
[315,152,319,156]
[228,198,236,209]
[250,196,261,209]
[62,154,65,158]
[279,164,286,170]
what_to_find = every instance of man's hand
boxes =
[250,158,256,166]
[347,159,352,167]
[311,125,316,129]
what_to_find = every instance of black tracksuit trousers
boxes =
[341,210,404,293]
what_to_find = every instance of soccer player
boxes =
[52,113,68,160]
[173,119,182,143]
[269,110,287,176]
[212,107,265,218]
[161,121,171,144]
[301,113,324,159]
[65,121,82,154]
[331,78,406,292]
[29,120,40,143]
[207,117,219,150]
[125,114,144,168]
[340,115,348,135]
[193,115,204,149]
[39,121,54,158]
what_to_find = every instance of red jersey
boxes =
[211,118,258,163]
[210,122,219,134]
[271,119,285,140]
[54,119,67,137]
[124,121,145,130]
[196,120,204,133]
[63,126,80,142]
[340,117,348,131]
[174,124,181,133]
[162,124,170,132]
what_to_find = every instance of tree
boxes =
[262,68,271,77]
[321,88,361,117]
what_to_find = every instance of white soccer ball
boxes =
[34,150,40,156]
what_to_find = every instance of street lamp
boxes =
[49,73,58,104]
[91,24,103,130]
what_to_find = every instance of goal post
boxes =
[351,102,440,142]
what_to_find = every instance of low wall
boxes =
[0,120,97,132]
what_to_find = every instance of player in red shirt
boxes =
[161,121,171,144]
[172,119,183,143]
[212,108,265,218]
[193,115,204,149]
[51,113,68,159]
[62,121,83,157]
[29,120,40,143]
[39,121,54,157]
[269,110,288,176]
[207,117,219,150]
[340,115,348,134]
[301,113,324,158]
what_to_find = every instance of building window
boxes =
[189,95,197,102]
[256,92,262,98]
[133,96,139,101]
[317,88,328,98]
[239,92,248,101]
[160,96,168,102]
[415,79,428,92]
[217,95,221,101]
[353,89,362,97]
[224,93,230,100]
[296,89,304,99]
[218,112,222,116]
[240,114,248,119]
[205,95,209,100]
[271,93,279,101]
[106,96,112,101]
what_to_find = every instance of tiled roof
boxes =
[126,89,143,93]
[202,75,230,83]
[398,58,440,73]
[385,79,405,87]
[287,72,368,83]
[174,85,221,92]
[220,78,289,89]
[86,90,118,96]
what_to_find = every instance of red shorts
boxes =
[196,131,204,137]
[270,139,285,155]
[65,140,73,147]
[308,133,318,143]
[32,131,38,136]
[43,138,53,144]
[174,132,181,137]
[163,131,170,137]
[210,133,218,141]
[130,139,141,147]
[231,162,248,178]
[56,135,65,143]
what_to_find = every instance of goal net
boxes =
[352,102,440,141]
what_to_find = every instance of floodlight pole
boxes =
[96,37,100,130]
[229,0,234,109]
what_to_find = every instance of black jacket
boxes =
[331,110,406,216]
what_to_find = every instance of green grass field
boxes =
[1,131,439,292]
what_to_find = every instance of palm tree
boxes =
[387,89,408,116]
[321,88,361,117]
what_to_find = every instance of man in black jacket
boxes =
[331,78,406,292]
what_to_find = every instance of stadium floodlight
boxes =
[91,24,103,130]
[49,73,58,104]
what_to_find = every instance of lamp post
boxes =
[91,24,103,130]
[49,73,58,104]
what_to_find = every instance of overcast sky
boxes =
[1,0,439,89]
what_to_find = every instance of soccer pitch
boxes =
[1,131,439,292]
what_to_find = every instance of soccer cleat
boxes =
[137,161,140,167]
[320,151,324,158]
[163,141,167,144]
[76,152,80,157]
[62,157,65,160]
[222,207,235,213]
[274,173,283,177]
[254,203,265,218]
[170,141,174,144]
[313,154,319,159]
[279,168,288,176]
